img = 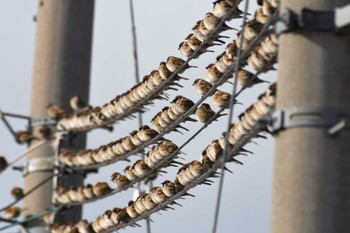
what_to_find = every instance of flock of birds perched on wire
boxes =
[0,0,280,232]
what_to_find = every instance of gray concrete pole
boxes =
[24,0,94,232]
[272,1,350,233]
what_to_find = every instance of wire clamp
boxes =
[276,3,350,34]
[269,107,350,136]
[31,116,57,127]
[23,157,55,176]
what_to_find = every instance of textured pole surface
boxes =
[25,0,94,231]
[273,0,350,233]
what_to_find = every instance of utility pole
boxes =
[272,0,350,233]
[24,0,94,232]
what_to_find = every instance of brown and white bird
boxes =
[206,140,223,162]
[92,182,112,197]
[195,103,216,123]
[255,8,269,24]
[193,79,213,96]
[137,125,159,142]
[38,125,51,139]
[47,103,65,118]
[132,160,151,177]
[212,90,240,109]
[158,61,173,80]
[188,160,205,178]
[236,69,269,88]
[124,165,138,181]
[0,156,8,173]
[149,187,167,204]
[110,208,128,225]
[161,180,176,198]
[15,130,37,144]
[205,63,223,84]
[171,95,195,114]
[213,1,243,20]
[126,201,139,218]
[11,187,24,200]
[244,19,264,41]
[69,96,90,112]
[4,207,22,219]
[203,12,235,32]
[111,172,131,189]
[158,140,178,157]
[166,56,197,73]
[178,41,195,57]
[142,193,156,210]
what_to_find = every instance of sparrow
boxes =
[158,61,173,80]
[149,69,165,87]
[151,115,166,132]
[254,98,272,116]
[193,79,213,96]
[110,208,128,225]
[42,212,55,225]
[11,187,24,200]
[262,0,276,16]
[132,160,151,177]
[212,90,240,109]
[236,69,269,88]
[160,107,175,124]
[55,187,71,204]
[255,8,269,24]
[124,165,138,181]
[47,103,65,118]
[205,63,223,84]
[161,180,176,197]
[206,140,223,162]
[92,182,113,197]
[142,193,156,210]
[243,19,264,41]
[99,210,114,229]
[126,201,139,218]
[218,132,235,149]
[225,41,239,56]
[195,103,216,123]
[177,164,192,186]
[0,156,8,173]
[15,130,37,144]
[149,187,167,204]
[69,96,90,112]
[213,1,243,20]
[121,136,136,152]
[235,34,249,51]
[4,207,22,219]
[76,186,88,202]
[38,125,51,139]
[216,55,234,73]
[200,153,215,171]
[178,41,195,57]
[192,20,208,42]
[92,217,104,232]
[134,194,148,215]
[203,12,235,32]
[188,160,205,178]
[186,33,215,52]
[158,140,178,157]
[173,177,184,193]
[247,49,270,72]
[165,56,197,73]
[67,187,80,203]
[137,126,159,142]
[111,172,131,189]
[75,220,93,233]
[171,95,195,114]
[145,146,161,168]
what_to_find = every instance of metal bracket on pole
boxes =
[30,116,57,127]
[276,3,350,34]
[269,107,350,136]
[23,157,55,176]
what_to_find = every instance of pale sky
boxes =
[0,1,277,232]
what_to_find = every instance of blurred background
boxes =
[0,1,277,232]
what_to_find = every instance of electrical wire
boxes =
[212,0,250,232]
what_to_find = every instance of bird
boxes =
[134,194,148,215]
[69,96,90,112]
[178,41,195,57]
[124,165,138,181]
[161,180,176,198]
[206,140,223,162]
[121,136,136,152]
[149,187,167,204]
[186,33,213,52]
[188,160,205,178]
[38,125,51,139]
[225,41,239,56]
[4,207,22,219]
[262,0,276,16]
[236,69,269,88]
[158,61,173,80]
[247,49,269,72]
[137,125,159,142]
[126,201,139,218]
[165,56,197,73]
[171,95,195,114]
[255,8,269,24]
[132,160,151,177]
[205,63,223,84]
[142,193,156,210]
[203,12,235,32]
[213,1,243,20]
[75,220,93,233]
[11,187,24,200]
[92,182,112,197]
[15,130,37,144]
[151,114,166,132]
[212,90,240,109]
[193,79,213,96]
[111,172,131,189]
[47,103,65,118]
[110,208,128,225]
[195,103,216,123]
[243,19,264,41]
[158,140,178,157]
[0,156,8,173]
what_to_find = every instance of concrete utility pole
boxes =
[273,1,350,233]
[24,0,94,232]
